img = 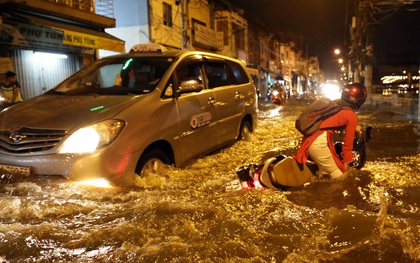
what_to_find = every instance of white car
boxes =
[0,44,258,186]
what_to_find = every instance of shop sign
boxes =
[0,21,81,52]
[193,24,223,50]
[0,20,124,53]
[61,29,124,53]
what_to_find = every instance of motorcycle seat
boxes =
[260,156,315,190]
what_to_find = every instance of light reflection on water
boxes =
[0,99,419,262]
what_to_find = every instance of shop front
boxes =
[0,11,124,99]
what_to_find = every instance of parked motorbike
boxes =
[224,126,373,191]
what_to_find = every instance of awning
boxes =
[246,67,264,78]
[11,12,125,53]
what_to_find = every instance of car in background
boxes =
[0,43,258,187]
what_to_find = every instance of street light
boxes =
[333,48,350,84]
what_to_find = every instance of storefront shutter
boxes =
[11,50,81,100]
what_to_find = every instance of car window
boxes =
[227,60,249,84]
[50,57,173,95]
[205,61,237,89]
[98,64,122,87]
[176,62,203,85]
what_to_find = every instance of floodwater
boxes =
[0,98,419,263]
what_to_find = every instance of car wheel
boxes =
[136,148,171,177]
[238,120,252,141]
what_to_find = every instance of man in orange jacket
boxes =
[294,83,367,180]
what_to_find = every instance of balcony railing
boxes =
[46,0,114,18]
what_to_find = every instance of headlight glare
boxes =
[59,120,124,154]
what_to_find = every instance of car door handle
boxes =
[235,92,244,99]
[208,97,216,105]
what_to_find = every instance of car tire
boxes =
[238,120,252,141]
[136,148,171,177]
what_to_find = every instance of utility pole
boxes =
[350,0,418,94]
[349,0,362,84]
[349,0,374,94]
[364,0,375,94]
[178,0,189,50]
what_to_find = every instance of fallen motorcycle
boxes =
[225,126,373,191]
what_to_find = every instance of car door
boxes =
[204,59,249,144]
[174,59,220,162]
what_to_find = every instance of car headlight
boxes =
[58,120,125,154]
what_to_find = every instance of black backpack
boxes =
[295,98,344,136]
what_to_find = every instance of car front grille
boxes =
[0,127,67,154]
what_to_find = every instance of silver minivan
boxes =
[0,44,258,186]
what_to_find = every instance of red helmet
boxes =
[341,83,367,109]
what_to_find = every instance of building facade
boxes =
[1,0,314,101]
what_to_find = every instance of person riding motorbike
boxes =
[294,83,368,180]
[268,81,286,105]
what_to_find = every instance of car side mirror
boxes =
[177,78,204,95]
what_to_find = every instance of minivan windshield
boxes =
[48,57,173,95]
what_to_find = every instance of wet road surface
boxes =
[0,98,419,262]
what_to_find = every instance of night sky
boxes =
[228,0,420,77]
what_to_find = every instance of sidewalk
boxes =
[364,94,419,120]
[257,94,419,121]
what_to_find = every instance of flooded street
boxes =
[1,98,419,263]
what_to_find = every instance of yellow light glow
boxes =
[321,82,341,100]
[60,127,100,153]
[75,179,114,188]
